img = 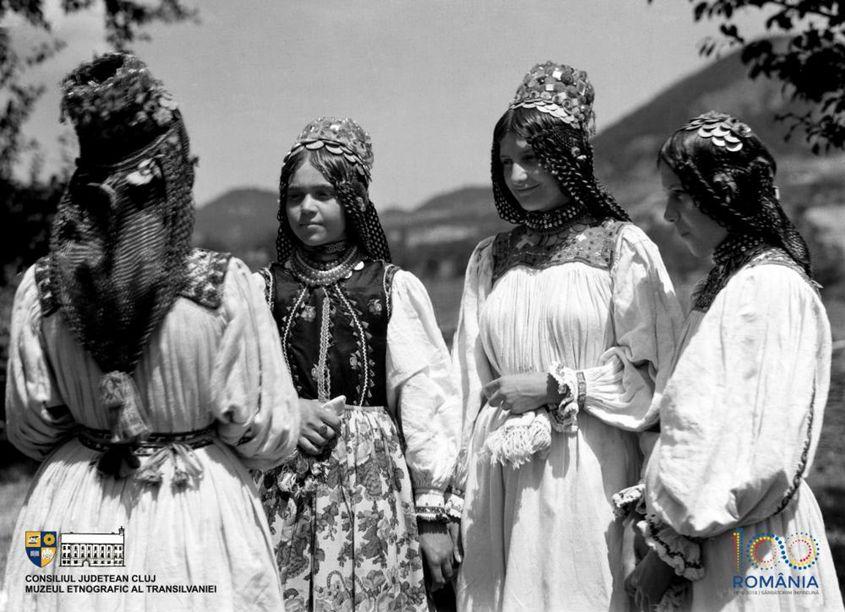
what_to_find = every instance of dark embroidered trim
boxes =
[491,218,624,284]
[333,284,374,406]
[280,286,310,395]
[745,249,817,291]
[34,256,59,317]
[179,248,231,309]
[383,263,400,319]
[774,381,815,515]
[258,266,274,309]
[645,514,704,571]
[78,425,216,454]
[693,246,814,312]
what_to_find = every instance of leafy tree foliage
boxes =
[652,0,845,153]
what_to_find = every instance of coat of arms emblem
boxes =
[25,531,57,567]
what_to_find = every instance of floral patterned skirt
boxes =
[259,405,427,612]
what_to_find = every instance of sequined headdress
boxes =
[492,61,629,232]
[659,111,811,277]
[47,53,196,473]
[509,61,596,137]
[282,116,374,182]
[276,116,390,263]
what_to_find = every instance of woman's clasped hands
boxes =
[296,396,345,455]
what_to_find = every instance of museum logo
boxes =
[25,527,125,568]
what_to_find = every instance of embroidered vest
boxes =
[264,259,398,406]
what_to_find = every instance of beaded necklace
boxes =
[289,245,361,286]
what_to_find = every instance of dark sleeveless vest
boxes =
[264,259,399,407]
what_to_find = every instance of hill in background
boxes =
[195,44,845,301]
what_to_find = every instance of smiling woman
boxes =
[452,61,683,611]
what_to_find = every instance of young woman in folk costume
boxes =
[2,53,300,611]
[451,62,684,611]
[621,112,844,611]
[256,117,462,611]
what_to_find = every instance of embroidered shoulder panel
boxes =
[692,247,814,312]
[179,248,232,309]
[491,219,626,284]
[34,256,59,317]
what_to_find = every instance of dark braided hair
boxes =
[658,116,812,277]
[276,147,391,264]
[492,106,629,232]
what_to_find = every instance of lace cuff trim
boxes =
[640,514,705,581]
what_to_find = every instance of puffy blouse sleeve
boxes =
[552,224,683,431]
[386,269,462,520]
[212,258,300,470]
[4,265,75,460]
[644,264,830,539]
[449,238,496,498]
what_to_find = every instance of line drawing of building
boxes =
[60,527,125,567]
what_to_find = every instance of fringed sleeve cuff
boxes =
[612,483,645,518]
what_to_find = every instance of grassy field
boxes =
[0,275,843,594]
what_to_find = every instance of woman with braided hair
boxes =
[256,117,462,611]
[2,54,300,610]
[452,62,683,610]
[623,112,844,610]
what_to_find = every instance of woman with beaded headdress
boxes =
[620,112,844,610]
[256,117,462,610]
[451,61,684,610]
[1,53,300,610]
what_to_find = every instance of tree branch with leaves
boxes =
[651,0,845,153]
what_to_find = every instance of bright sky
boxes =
[17,0,770,209]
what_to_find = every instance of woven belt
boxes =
[78,426,216,455]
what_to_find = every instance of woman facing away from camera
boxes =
[621,112,844,611]
[451,61,684,611]
[2,53,299,610]
[255,117,462,611]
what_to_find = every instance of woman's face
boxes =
[659,162,728,259]
[498,132,570,212]
[285,158,347,247]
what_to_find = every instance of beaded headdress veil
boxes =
[492,61,629,232]
[276,116,391,263]
[660,111,811,277]
[48,53,196,470]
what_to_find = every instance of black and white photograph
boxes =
[0,1,843,610]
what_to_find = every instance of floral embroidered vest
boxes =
[264,259,398,407]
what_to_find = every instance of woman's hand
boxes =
[418,521,456,592]
[625,550,675,611]
[296,398,341,455]
[483,372,555,415]
[448,520,462,564]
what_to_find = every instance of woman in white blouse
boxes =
[452,62,683,611]
[627,112,844,610]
